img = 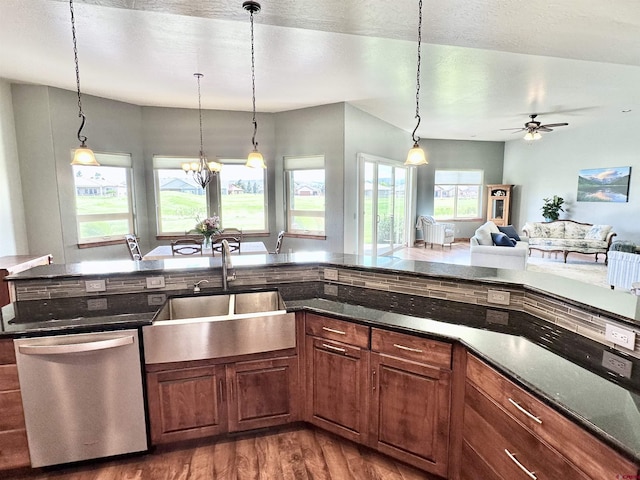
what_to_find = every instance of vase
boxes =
[203,234,212,249]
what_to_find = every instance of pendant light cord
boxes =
[196,73,204,156]
[250,8,258,150]
[69,0,87,146]
[411,0,423,144]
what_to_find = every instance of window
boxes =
[73,152,134,243]
[434,170,483,220]
[153,157,267,235]
[285,155,325,236]
[218,160,267,232]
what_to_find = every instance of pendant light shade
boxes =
[523,130,542,141]
[243,1,266,169]
[404,0,428,167]
[181,73,221,189]
[68,0,98,166]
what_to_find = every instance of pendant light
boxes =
[523,130,542,141]
[243,1,266,169]
[69,0,98,166]
[181,73,222,189]
[405,0,428,166]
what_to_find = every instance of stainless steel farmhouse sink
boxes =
[142,290,295,364]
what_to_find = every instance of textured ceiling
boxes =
[1,0,640,142]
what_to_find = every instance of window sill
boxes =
[285,233,326,240]
[77,239,126,249]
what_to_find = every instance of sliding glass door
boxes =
[359,155,409,256]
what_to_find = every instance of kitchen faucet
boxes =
[221,239,236,291]
[193,279,208,293]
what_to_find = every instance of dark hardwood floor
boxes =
[6,427,438,480]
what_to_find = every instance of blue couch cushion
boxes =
[492,232,516,247]
[498,225,521,241]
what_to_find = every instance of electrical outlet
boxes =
[324,284,338,296]
[602,351,633,378]
[147,293,167,306]
[324,268,338,281]
[86,298,108,311]
[85,279,106,293]
[486,309,509,325]
[146,276,165,289]
[487,290,510,306]
[605,324,636,350]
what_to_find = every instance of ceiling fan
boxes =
[502,114,569,140]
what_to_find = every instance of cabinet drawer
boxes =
[371,328,451,369]
[466,354,639,478]
[0,364,19,392]
[464,382,586,479]
[0,390,26,431]
[0,429,30,470]
[305,313,369,348]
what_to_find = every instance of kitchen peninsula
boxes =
[1,253,639,478]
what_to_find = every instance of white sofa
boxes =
[470,221,529,270]
[607,250,640,290]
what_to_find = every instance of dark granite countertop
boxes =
[2,275,639,464]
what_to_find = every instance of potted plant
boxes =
[541,195,565,221]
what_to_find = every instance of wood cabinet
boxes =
[460,354,639,479]
[0,339,30,470]
[146,353,298,445]
[304,314,370,444]
[370,328,452,477]
[486,184,512,226]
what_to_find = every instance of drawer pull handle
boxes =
[508,398,543,424]
[322,343,347,353]
[505,449,537,479]
[322,326,346,335]
[393,343,423,353]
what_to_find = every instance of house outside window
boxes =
[153,156,267,235]
[284,155,325,236]
[434,169,483,220]
[73,152,134,244]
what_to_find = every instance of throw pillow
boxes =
[474,225,494,246]
[498,225,521,242]
[585,225,612,241]
[491,232,516,247]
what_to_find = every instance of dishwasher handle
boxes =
[17,335,134,355]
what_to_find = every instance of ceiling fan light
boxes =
[533,131,542,140]
[208,160,223,172]
[405,143,428,166]
[71,146,99,166]
[246,150,266,169]
[524,131,540,141]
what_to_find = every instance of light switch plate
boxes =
[85,279,106,293]
[486,309,509,325]
[146,276,165,289]
[86,298,108,311]
[324,284,338,296]
[147,293,167,306]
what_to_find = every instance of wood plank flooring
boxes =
[6,427,438,480]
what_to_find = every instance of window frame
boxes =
[433,169,484,221]
[73,152,135,245]
[284,155,326,237]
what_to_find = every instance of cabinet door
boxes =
[305,336,369,444]
[146,365,227,444]
[227,356,299,432]
[0,340,29,471]
[370,353,451,477]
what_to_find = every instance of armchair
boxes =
[417,215,455,249]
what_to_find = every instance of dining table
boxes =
[142,241,268,261]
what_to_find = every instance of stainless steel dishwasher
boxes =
[14,329,148,467]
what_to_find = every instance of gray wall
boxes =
[415,139,505,239]
[0,79,28,255]
[274,103,345,253]
[503,116,640,243]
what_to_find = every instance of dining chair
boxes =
[124,234,142,261]
[211,235,241,256]
[171,238,203,256]
[272,230,286,254]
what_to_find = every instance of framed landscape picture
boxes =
[577,166,631,202]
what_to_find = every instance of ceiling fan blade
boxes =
[540,122,569,128]
[500,127,525,131]
[538,127,553,132]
